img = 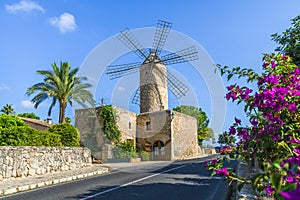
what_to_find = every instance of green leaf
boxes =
[251,173,264,189]
[227,74,233,81]
[270,174,282,191]
[281,183,297,192]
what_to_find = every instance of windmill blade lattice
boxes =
[166,70,189,98]
[152,20,172,55]
[160,46,198,65]
[131,88,140,105]
[153,65,189,98]
[106,62,141,79]
[118,28,149,60]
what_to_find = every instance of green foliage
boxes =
[272,15,300,66]
[113,140,138,159]
[1,104,15,115]
[173,105,213,145]
[48,123,80,147]
[0,114,62,146]
[218,132,236,145]
[0,114,27,128]
[17,112,40,120]
[26,61,94,123]
[98,105,121,144]
[65,117,71,124]
[98,106,140,158]
[140,151,150,161]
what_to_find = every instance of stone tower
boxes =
[140,51,168,113]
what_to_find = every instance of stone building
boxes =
[75,106,199,161]
[75,52,199,162]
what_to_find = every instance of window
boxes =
[146,121,151,130]
[129,122,131,129]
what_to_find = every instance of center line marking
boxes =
[80,164,189,200]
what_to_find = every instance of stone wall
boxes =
[137,110,171,160]
[115,106,137,144]
[172,111,199,160]
[75,106,137,162]
[75,108,105,160]
[0,146,92,180]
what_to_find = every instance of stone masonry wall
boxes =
[0,146,92,180]
[172,111,199,159]
[137,110,172,160]
[75,106,137,162]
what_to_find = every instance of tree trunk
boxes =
[59,103,66,123]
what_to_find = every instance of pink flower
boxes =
[288,103,298,112]
[215,168,229,176]
[229,126,236,135]
[280,184,300,200]
[265,184,275,196]
[250,119,258,126]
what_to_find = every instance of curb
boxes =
[0,167,110,197]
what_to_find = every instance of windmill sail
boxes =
[105,20,198,111]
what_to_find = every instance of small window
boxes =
[146,121,151,130]
[129,122,131,129]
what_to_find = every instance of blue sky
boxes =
[1,0,300,135]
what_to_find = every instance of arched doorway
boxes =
[153,140,165,160]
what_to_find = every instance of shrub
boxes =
[0,114,27,128]
[140,151,150,161]
[17,112,40,120]
[48,123,80,147]
[0,126,62,146]
[113,140,138,158]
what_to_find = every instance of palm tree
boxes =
[26,62,94,123]
[1,104,15,115]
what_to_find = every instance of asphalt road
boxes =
[2,157,236,200]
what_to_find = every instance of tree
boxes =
[1,104,15,115]
[217,132,235,146]
[272,15,300,66]
[26,62,94,123]
[173,105,214,145]
[17,112,40,119]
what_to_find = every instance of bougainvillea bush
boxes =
[206,54,300,199]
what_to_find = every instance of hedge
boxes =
[0,114,79,147]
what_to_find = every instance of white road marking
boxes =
[80,164,189,200]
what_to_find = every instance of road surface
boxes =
[2,157,236,200]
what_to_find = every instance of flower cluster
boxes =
[208,54,300,199]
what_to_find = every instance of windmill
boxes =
[106,20,198,113]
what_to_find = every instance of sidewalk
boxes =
[0,164,110,197]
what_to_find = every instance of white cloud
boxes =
[49,13,77,34]
[21,100,34,109]
[5,0,45,14]
[0,84,10,91]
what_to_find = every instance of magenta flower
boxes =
[215,168,229,176]
[262,62,269,68]
[288,103,298,112]
[293,148,300,155]
[229,126,236,135]
[280,184,300,200]
[265,184,275,196]
[271,60,277,68]
[272,134,279,141]
[250,119,258,126]
[291,138,300,144]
